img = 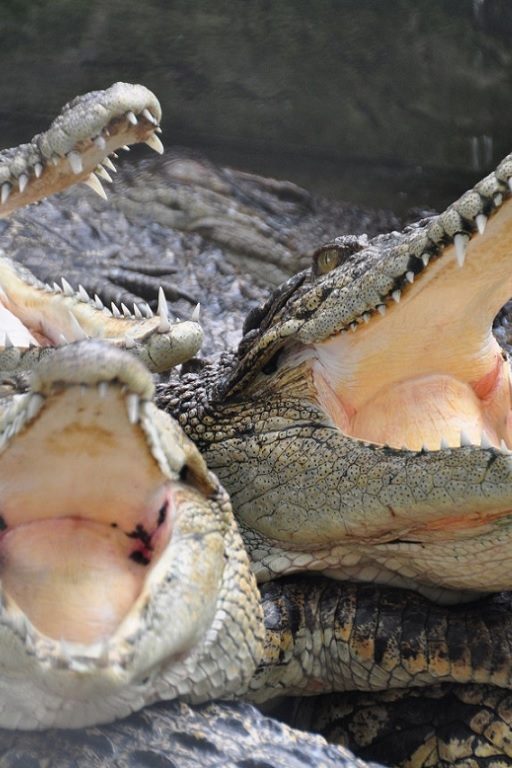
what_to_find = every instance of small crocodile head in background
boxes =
[0,82,203,374]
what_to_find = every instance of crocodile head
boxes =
[204,152,512,600]
[0,82,203,374]
[0,342,262,729]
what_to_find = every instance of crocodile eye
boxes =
[314,247,339,275]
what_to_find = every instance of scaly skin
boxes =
[7,343,512,768]
[0,83,203,374]
[160,149,512,604]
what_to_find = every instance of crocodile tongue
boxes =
[314,196,512,451]
[0,519,145,643]
[0,382,174,644]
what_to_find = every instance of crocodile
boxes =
[0,82,203,375]
[157,150,512,605]
[6,342,512,768]
[5,88,507,760]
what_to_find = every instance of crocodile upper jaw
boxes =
[311,198,512,452]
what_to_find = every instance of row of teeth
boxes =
[0,384,145,449]
[377,430,512,454]
[0,108,163,206]
[342,178,512,332]
[0,281,201,349]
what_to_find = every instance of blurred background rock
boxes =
[1,0,510,211]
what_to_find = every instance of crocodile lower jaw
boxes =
[312,349,512,453]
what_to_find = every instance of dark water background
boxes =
[1,0,512,214]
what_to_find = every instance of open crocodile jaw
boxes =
[0,343,262,729]
[312,198,512,452]
[210,163,512,598]
[0,83,204,375]
[0,386,173,644]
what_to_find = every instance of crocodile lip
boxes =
[309,195,512,452]
[0,383,174,645]
[0,257,161,348]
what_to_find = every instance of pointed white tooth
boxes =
[191,303,201,322]
[475,214,487,235]
[133,304,143,318]
[145,133,164,155]
[94,294,104,310]
[34,162,43,178]
[95,166,113,184]
[124,335,136,349]
[421,253,430,267]
[61,277,74,297]
[157,287,171,332]
[68,312,88,341]
[440,437,450,450]
[377,304,387,316]
[121,145,131,152]
[27,393,44,421]
[500,439,510,453]
[155,126,162,134]
[391,290,401,303]
[142,303,153,319]
[508,178,512,193]
[103,158,117,173]
[1,183,11,204]
[460,430,473,447]
[405,271,415,284]
[111,303,122,318]
[83,173,108,200]
[121,303,132,318]
[454,234,468,268]
[58,333,68,345]
[362,312,370,323]
[126,111,138,125]
[98,382,109,398]
[78,285,90,302]
[126,393,140,425]
[480,432,493,449]
[18,174,28,193]
[349,322,357,332]
[68,151,83,175]
[142,108,157,124]
[97,639,110,667]
[494,193,503,207]
[52,282,62,293]
[94,135,107,150]
[59,640,73,664]
[3,333,13,348]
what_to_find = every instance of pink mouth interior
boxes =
[0,386,173,643]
